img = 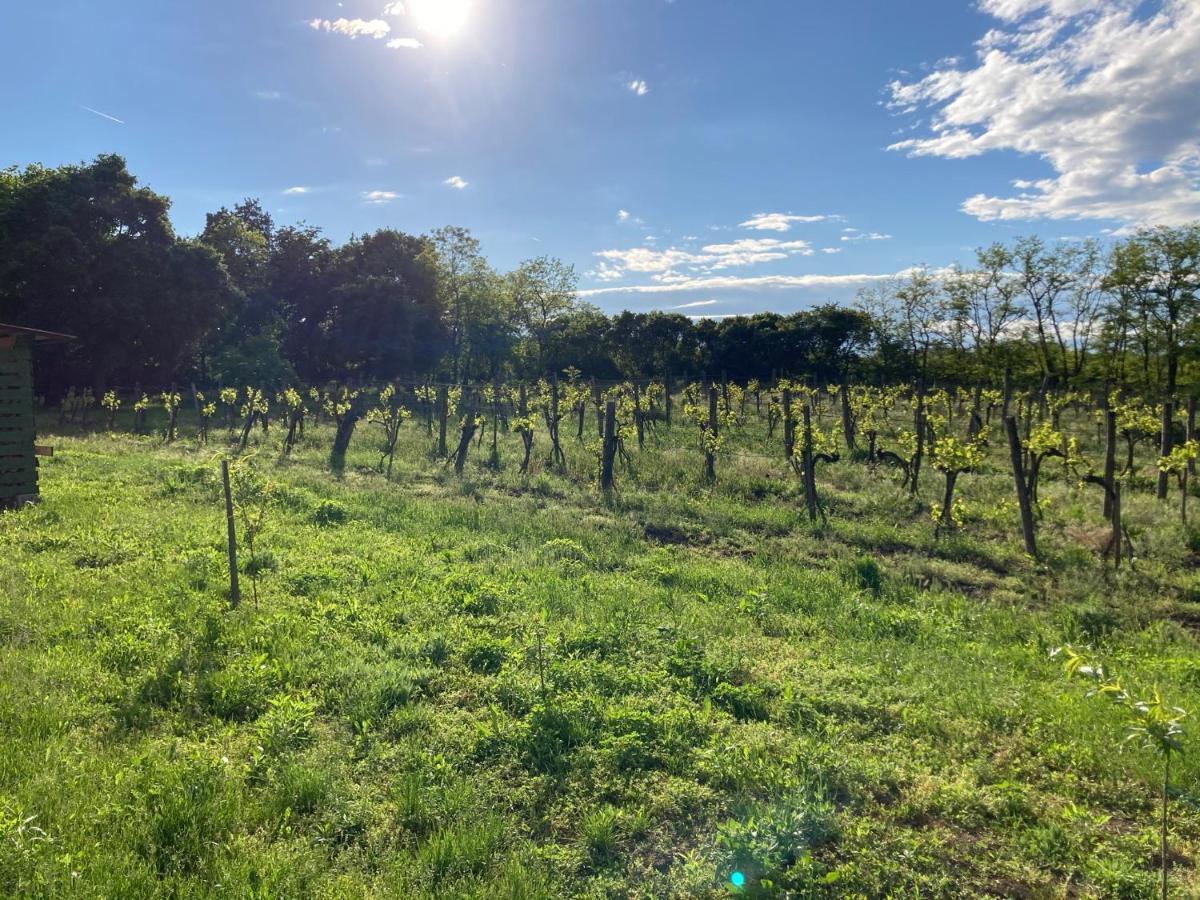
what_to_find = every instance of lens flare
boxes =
[408,0,471,37]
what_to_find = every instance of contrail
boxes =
[81,105,125,125]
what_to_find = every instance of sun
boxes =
[408,0,472,38]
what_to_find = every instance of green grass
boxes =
[2,401,1199,897]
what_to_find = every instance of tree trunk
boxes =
[330,395,367,473]
[453,394,476,475]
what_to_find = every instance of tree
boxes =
[606,311,696,380]
[945,243,1025,381]
[430,226,488,382]
[509,257,578,376]
[1106,225,1200,397]
[1014,236,1077,387]
[308,229,446,384]
[200,199,293,386]
[0,154,236,394]
[272,223,337,384]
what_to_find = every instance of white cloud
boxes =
[593,236,815,282]
[628,79,649,96]
[821,247,842,254]
[840,232,892,242]
[253,90,282,101]
[579,272,899,298]
[384,2,406,14]
[387,37,423,49]
[699,237,813,269]
[671,299,719,309]
[888,0,1200,225]
[444,176,469,189]
[309,18,391,39]
[617,209,631,222]
[739,212,828,232]
[363,190,400,204]
[283,186,310,195]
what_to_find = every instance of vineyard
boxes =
[3,375,1200,897]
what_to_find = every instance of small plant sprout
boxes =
[196,392,216,443]
[279,387,307,455]
[227,453,275,608]
[161,391,182,443]
[238,387,269,450]
[219,386,240,433]
[929,430,986,537]
[1058,645,1187,900]
[367,384,411,479]
[513,410,537,474]
[1157,440,1197,524]
[101,390,121,430]
[132,393,151,433]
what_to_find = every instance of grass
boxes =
[1,399,1199,897]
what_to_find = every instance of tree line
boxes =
[1,154,1197,398]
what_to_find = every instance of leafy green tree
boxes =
[1105,225,1200,397]
[509,256,578,376]
[0,154,236,393]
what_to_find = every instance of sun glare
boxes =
[409,0,472,37]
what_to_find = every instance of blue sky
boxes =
[3,0,1198,317]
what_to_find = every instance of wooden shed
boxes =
[0,323,72,508]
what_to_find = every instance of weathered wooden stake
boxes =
[782,388,795,466]
[801,404,818,523]
[1103,409,1117,519]
[1005,416,1038,559]
[600,400,617,493]
[705,386,718,482]
[840,382,856,453]
[1157,400,1173,500]
[221,460,240,609]
[1187,396,1197,477]
[1111,481,1122,569]
[436,385,448,457]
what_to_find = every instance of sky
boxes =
[2,0,1199,318]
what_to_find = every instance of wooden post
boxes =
[801,404,818,523]
[1103,409,1117,519]
[1005,416,1038,559]
[911,386,925,497]
[1157,400,1173,500]
[600,400,617,493]
[592,379,603,437]
[840,382,856,453]
[436,385,448,458]
[782,388,795,466]
[549,373,563,469]
[705,386,718,482]
[1188,396,1197,477]
[221,460,240,609]
[1111,481,1122,569]
[633,382,645,450]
